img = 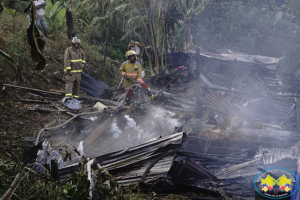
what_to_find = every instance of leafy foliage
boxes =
[0,50,20,81]
[44,0,67,33]
[74,0,211,74]
[174,0,211,52]
[4,6,19,29]
[0,150,119,200]
[92,168,121,199]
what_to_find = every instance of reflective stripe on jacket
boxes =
[120,61,144,88]
[64,46,86,73]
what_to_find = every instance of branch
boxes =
[0,22,14,27]
[35,110,106,145]
[0,173,20,200]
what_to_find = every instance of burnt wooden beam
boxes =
[195,48,203,118]
[158,91,196,106]
[297,98,300,130]
[145,69,167,84]
[3,83,63,96]
[83,116,113,147]
[200,85,300,98]
[78,94,119,106]
[19,99,50,104]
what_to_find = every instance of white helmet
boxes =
[72,37,81,44]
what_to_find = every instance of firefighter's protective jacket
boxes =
[64,46,86,73]
[120,61,144,89]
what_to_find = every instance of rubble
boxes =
[17,49,300,198]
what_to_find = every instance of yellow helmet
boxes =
[126,50,136,57]
[126,50,137,61]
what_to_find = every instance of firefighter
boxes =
[64,37,86,98]
[120,50,156,106]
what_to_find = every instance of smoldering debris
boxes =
[34,139,85,172]
[21,49,300,198]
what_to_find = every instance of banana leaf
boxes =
[2,0,46,70]
[0,50,20,81]
[27,2,46,70]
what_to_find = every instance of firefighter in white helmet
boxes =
[64,37,86,98]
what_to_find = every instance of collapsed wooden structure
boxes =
[13,49,300,198]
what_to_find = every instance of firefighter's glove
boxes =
[123,74,130,80]
[146,89,158,100]
[150,93,158,100]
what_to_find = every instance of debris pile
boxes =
[18,49,300,198]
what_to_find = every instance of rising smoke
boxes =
[45,104,182,160]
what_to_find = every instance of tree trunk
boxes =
[103,28,109,68]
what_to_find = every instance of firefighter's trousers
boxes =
[65,72,81,98]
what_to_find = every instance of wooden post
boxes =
[195,48,203,118]
[103,28,109,68]
[297,98,300,130]
[51,159,59,184]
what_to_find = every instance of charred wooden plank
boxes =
[83,116,113,147]
[19,99,50,104]
[79,94,119,106]
[195,48,203,118]
[3,83,63,96]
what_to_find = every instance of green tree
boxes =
[174,0,211,52]
[77,0,171,74]
[44,0,67,33]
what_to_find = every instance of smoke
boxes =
[139,106,181,137]
[193,0,300,74]
[46,104,182,159]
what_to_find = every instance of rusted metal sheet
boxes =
[168,157,217,181]
[204,91,294,124]
[204,91,244,117]
[114,156,174,184]
[243,98,294,121]
[57,132,185,180]
[94,132,184,169]
[199,50,280,69]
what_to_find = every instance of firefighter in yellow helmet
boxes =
[64,37,86,98]
[120,50,151,106]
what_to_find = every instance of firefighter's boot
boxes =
[126,98,131,107]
